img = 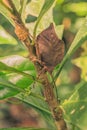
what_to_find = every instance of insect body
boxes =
[36,23,65,73]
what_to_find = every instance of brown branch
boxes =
[2,0,68,130]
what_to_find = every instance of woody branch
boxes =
[2,0,67,130]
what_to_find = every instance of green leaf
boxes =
[56,0,64,4]
[0,78,53,129]
[0,77,36,99]
[0,26,17,45]
[17,93,56,129]
[0,1,14,25]
[26,0,44,35]
[33,0,55,37]
[0,44,26,57]
[0,55,36,88]
[0,56,56,129]
[55,25,64,39]
[0,78,23,99]
[62,81,87,130]
[0,80,56,129]
[0,55,35,71]
[0,78,22,91]
[54,16,87,80]
[26,0,44,16]
[26,14,37,23]
[72,56,87,81]
[19,0,28,22]
[13,0,20,11]
[63,2,87,16]
[17,82,56,129]
[16,76,34,89]
[0,61,34,80]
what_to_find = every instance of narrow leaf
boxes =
[16,94,56,129]
[55,25,64,39]
[0,61,35,80]
[0,55,36,89]
[62,81,87,130]
[19,0,28,22]
[0,1,14,25]
[0,77,23,99]
[33,0,55,37]
[0,77,23,92]
[54,17,87,80]
[13,0,20,11]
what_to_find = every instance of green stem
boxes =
[33,19,40,39]
[31,92,45,101]
[54,55,69,81]
[16,95,51,115]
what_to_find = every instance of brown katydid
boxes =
[35,23,65,100]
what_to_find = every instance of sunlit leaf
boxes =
[55,25,64,39]
[0,55,56,129]
[0,1,14,25]
[0,55,36,88]
[0,61,34,80]
[0,55,34,70]
[26,0,62,39]
[56,0,64,4]
[55,16,87,80]
[26,0,44,17]
[19,0,28,22]
[13,0,20,11]
[62,81,87,130]
[0,44,26,57]
[0,78,22,99]
[33,0,55,37]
